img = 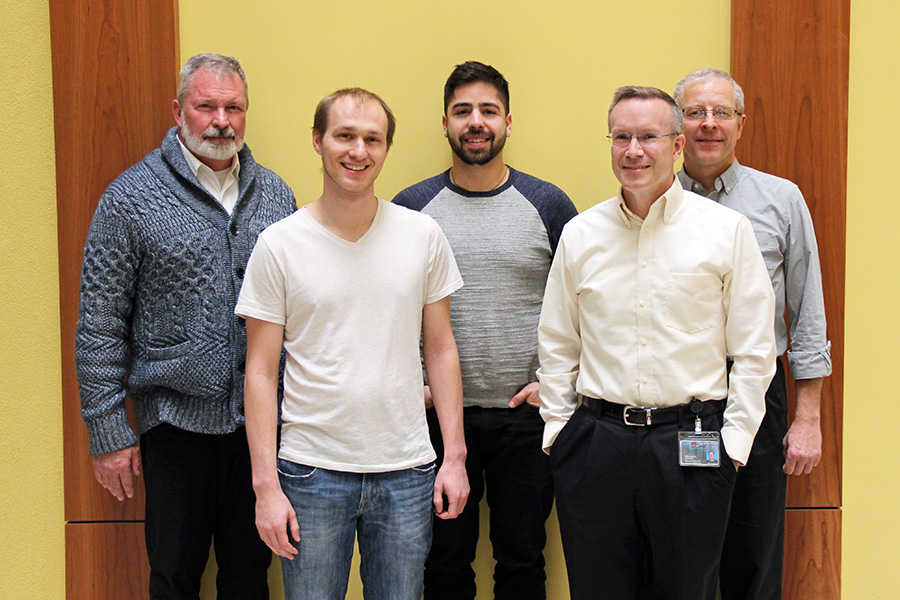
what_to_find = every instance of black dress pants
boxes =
[720,359,789,600]
[424,405,554,600]
[551,403,737,600]
[141,423,271,600]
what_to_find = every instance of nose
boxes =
[212,107,229,128]
[625,135,644,157]
[348,137,366,158]
[701,110,718,128]
[469,109,484,128]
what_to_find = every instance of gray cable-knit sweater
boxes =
[75,127,296,455]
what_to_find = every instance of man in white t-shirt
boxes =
[236,87,469,600]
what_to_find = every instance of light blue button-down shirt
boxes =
[678,160,831,380]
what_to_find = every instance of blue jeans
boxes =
[277,458,436,600]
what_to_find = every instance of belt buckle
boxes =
[623,406,655,426]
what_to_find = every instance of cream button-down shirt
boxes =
[537,178,776,465]
[178,136,241,214]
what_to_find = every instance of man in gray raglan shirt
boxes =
[674,68,831,600]
[394,61,577,600]
[75,53,296,599]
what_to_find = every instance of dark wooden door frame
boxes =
[731,1,846,597]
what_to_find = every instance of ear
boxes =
[506,113,512,136]
[736,112,747,141]
[441,114,448,137]
[172,99,182,127]
[673,133,686,161]
[312,129,323,156]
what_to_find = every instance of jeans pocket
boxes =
[276,458,318,480]
[411,461,436,475]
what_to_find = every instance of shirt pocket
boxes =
[664,272,722,333]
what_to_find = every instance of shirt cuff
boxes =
[542,418,567,455]
[721,426,755,466]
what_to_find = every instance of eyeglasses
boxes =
[606,132,678,148]
[681,106,742,120]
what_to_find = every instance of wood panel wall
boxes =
[52,1,845,598]
[732,1,848,598]
[50,0,179,595]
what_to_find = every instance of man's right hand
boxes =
[255,486,301,560]
[92,445,141,501]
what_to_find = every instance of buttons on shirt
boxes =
[230,223,238,236]
[238,316,246,327]
[239,360,246,373]
[641,338,648,346]
[235,267,245,278]
[641,261,648,268]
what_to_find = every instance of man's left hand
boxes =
[432,459,469,520]
[783,417,822,475]
[508,382,541,408]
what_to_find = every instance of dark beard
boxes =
[448,132,506,166]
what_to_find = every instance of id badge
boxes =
[678,431,720,467]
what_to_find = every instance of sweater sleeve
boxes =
[75,188,141,455]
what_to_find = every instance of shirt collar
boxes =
[716,159,740,194]
[177,135,241,180]
[681,159,741,196]
[616,177,685,228]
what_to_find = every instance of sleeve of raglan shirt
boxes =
[722,215,778,465]
[536,230,582,453]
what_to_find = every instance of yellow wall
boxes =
[5,0,899,598]
[177,0,730,212]
[843,2,900,598]
[0,0,65,598]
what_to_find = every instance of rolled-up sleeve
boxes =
[784,188,832,380]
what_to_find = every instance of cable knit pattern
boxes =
[75,127,296,455]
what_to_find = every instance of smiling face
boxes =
[173,68,247,171]
[609,97,684,203]
[313,95,390,199]
[679,78,746,179]
[443,81,511,166]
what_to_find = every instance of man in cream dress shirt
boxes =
[537,86,776,600]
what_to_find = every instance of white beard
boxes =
[181,118,244,163]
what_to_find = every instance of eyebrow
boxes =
[333,125,385,136]
[450,101,502,111]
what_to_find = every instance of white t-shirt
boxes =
[236,199,463,472]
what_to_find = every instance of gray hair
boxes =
[177,53,248,107]
[608,86,683,134]
[673,68,745,113]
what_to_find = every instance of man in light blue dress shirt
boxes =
[674,68,832,600]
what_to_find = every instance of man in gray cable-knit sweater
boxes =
[75,53,296,599]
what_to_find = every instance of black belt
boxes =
[582,396,725,427]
